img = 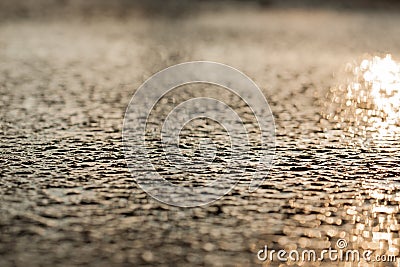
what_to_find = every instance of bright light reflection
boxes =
[324,54,400,140]
[356,54,400,136]
[350,185,400,260]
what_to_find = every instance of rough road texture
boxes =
[2,3,400,266]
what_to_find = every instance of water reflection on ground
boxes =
[2,6,400,267]
[321,55,400,266]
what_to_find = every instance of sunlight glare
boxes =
[355,54,400,136]
[324,54,400,141]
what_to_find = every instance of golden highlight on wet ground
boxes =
[323,54,400,143]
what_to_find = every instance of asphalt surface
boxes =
[1,4,400,266]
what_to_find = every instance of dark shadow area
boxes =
[1,0,400,20]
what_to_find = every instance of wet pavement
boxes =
[1,3,400,266]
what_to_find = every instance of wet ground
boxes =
[1,3,400,266]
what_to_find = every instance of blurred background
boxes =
[1,0,400,19]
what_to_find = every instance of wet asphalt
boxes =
[1,4,400,266]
